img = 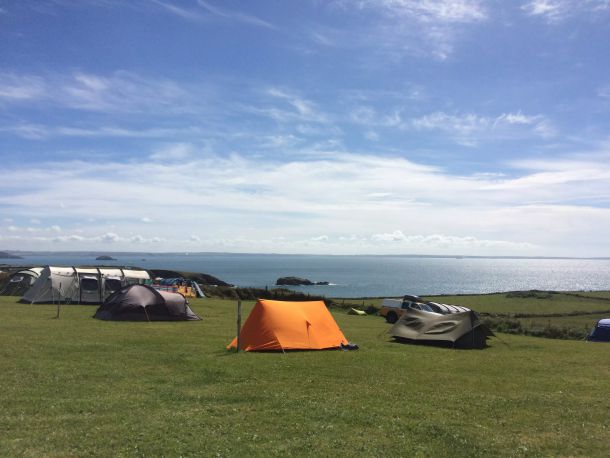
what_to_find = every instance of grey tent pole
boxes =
[73,267,81,305]
[236,300,242,352]
[96,267,103,303]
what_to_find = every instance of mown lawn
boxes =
[424,292,610,315]
[334,291,610,316]
[1,296,609,456]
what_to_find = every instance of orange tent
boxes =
[228,299,348,351]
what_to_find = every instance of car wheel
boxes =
[386,311,398,324]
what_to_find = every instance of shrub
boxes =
[505,290,554,300]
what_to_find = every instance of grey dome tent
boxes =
[389,298,489,349]
[94,284,201,321]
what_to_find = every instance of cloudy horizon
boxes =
[1,1,610,257]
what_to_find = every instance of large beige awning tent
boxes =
[389,298,489,348]
[21,266,150,304]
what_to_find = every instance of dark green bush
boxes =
[505,290,554,300]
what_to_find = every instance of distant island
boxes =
[95,255,116,261]
[276,276,329,286]
[0,251,23,259]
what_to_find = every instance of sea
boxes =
[5,253,610,298]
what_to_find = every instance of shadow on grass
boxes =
[392,327,492,350]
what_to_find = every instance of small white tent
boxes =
[21,266,150,304]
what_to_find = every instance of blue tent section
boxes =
[587,318,610,342]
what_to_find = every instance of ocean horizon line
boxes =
[3,250,610,261]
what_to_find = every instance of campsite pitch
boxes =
[0,296,608,456]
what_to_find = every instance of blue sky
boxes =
[1,0,610,256]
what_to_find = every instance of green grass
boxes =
[334,291,610,315]
[423,292,610,315]
[1,295,609,456]
[342,292,610,340]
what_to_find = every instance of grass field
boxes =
[338,292,610,340]
[1,295,609,456]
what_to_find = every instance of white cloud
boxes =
[521,0,564,20]
[53,234,86,243]
[340,0,488,60]
[0,71,192,114]
[258,134,303,149]
[409,111,555,145]
[521,0,610,22]
[265,88,328,123]
[151,0,207,23]
[0,74,46,101]
[367,0,487,23]
[151,0,276,30]
[347,107,555,144]
[598,85,610,99]
[372,230,409,242]
[370,231,535,250]
[311,235,329,242]
[495,112,537,125]
[149,143,196,161]
[4,224,63,234]
[140,217,153,223]
[100,232,120,243]
[1,150,609,255]
[189,235,201,242]
[196,0,275,29]
[365,131,379,141]
[1,123,205,141]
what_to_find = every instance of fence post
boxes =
[236,299,242,352]
[55,282,62,319]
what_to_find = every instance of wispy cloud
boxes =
[337,0,488,59]
[241,87,331,126]
[598,85,610,99]
[370,230,534,250]
[196,0,275,29]
[1,123,205,140]
[151,0,207,23]
[413,111,556,144]
[266,88,329,123]
[521,0,610,22]
[348,108,556,145]
[0,71,193,114]
[0,74,46,101]
[149,0,275,29]
[149,143,196,161]
[359,0,487,23]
